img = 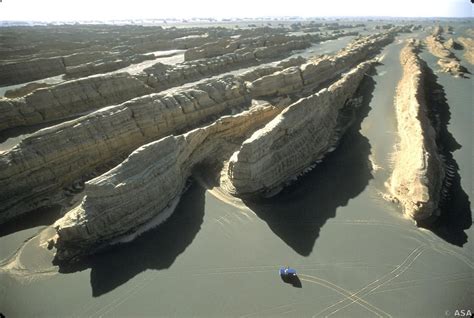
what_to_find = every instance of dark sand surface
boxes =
[0,28,472,317]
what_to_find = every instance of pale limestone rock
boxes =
[457,37,474,65]
[64,53,155,79]
[4,82,50,98]
[425,30,468,77]
[0,57,65,86]
[388,40,444,221]
[0,76,251,223]
[224,60,376,195]
[0,38,313,133]
[53,102,279,261]
[250,32,395,99]
[0,73,153,131]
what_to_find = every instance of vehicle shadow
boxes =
[58,181,205,297]
[281,274,303,288]
[418,60,472,246]
[242,71,376,256]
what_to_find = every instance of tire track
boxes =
[313,245,426,317]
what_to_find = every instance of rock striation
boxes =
[0,73,153,131]
[249,32,394,99]
[425,27,468,77]
[223,60,375,196]
[457,37,474,65]
[0,31,397,224]
[4,82,51,98]
[53,101,279,261]
[0,57,66,86]
[388,40,445,221]
[183,34,300,61]
[64,53,156,79]
[0,76,251,223]
[0,38,311,132]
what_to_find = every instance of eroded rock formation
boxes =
[0,76,250,223]
[64,53,156,79]
[457,37,474,65]
[53,101,279,261]
[249,31,394,99]
[0,73,153,131]
[425,27,468,77]
[0,31,398,225]
[0,36,311,132]
[4,82,51,98]
[388,40,445,221]
[222,60,375,196]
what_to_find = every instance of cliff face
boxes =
[223,60,375,196]
[388,40,445,221]
[425,27,468,77]
[0,29,400,261]
[249,32,394,99]
[457,37,474,65]
[53,102,279,261]
[0,37,311,132]
[0,31,398,225]
[0,76,250,223]
[183,32,358,61]
[0,73,153,131]
[0,57,66,86]
[184,34,309,61]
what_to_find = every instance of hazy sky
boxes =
[0,0,471,21]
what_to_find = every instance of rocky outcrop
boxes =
[223,60,375,196]
[53,101,280,261]
[0,38,310,132]
[0,76,251,224]
[184,34,298,61]
[0,57,66,86]
[64,53,155,79]
[4,82,50,98]
[444,38,463,50]
[249,32,394,99]
[183,31,360,62]
[0,73,153,131]
[425,31,468,77]
[457,37,474,65]
[142,40,311,90]
[388,40,444,221]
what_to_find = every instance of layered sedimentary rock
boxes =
[4,82,50,98]
[64,53,155,79]
[184,34,295,61]
[143,40,311,90]
[457,37,474,64]
[388,40,444,221]
[0,73,153,131]
[0,57,66,86]
[0,76,250,223]
[249,31,394,99]
[223,60,375,195]
[53,102,280,261]
[425,28,468,77]
[444,38,462,50]
[0,38,310,132]
[0,26,214,86]
[184,31,360,61]
[0,31,397,224]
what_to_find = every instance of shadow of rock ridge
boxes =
[418,60,472,246]
[242,70,376,256]
[0,205,62,238]
[58,181,206,297]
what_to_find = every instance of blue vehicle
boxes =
[279,266,301,287]
[279,266,297,277]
